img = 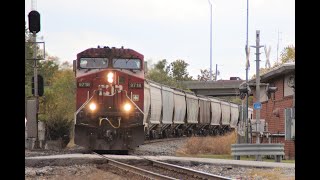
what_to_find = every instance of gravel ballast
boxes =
[25,138,295,179]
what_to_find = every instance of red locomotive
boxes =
[74,46,145,151]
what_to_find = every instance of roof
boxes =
[249,62,295,83]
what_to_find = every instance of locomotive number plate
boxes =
[129,82,143,88]
[78,82,91,87]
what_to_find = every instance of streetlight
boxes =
[208,0,213,81]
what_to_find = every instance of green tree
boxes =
[169,59,193,81]
[25,22,58,97]
[60,61,73,70]
[154,59,170,74]
[146,59,194,89]
[37,56,60,86]
[146,59,176,87]
[40,69,76,121]
[25,22,35,97]
[279,45,295,64]
[39,69,76,143]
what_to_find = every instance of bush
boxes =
[45,114,73,147]
[177,131,237,155]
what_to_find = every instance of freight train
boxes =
[73,46,253,151]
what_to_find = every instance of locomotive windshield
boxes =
[80,58,109,69]
[113,58,141,70]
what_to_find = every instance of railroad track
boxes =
[92,152,232,180]
[143,137,188,145]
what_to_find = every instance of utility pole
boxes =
[245,0,249,144]
[215,64,217,81]
[251,30,263,161]
[276,29,282,63]
[208,0,213,81]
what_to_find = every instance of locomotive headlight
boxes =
[107,72,114,83]
[124,103,131,112]
[89,103,97,111]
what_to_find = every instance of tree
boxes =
[146,59,175,87]
[169,59,193,81]
[279,45,295,64]
[60,61,73,70]
[250,45,295,79]
[25,22,35,97]
[146,59,193,89]
[39,69,76,144]
[25,22,59,97]
[154,59,170,74]
[197,68,220,81]
[37,56,60,86]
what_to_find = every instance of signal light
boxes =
[266,84,278,99]
[28,10,41,33]
[266,86,278,93]
[32,75,44,96]
[239,82,251,99]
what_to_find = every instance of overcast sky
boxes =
[25,0,294,80]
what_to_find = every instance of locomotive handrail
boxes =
[122,90,145,115]
[74,90,97,124]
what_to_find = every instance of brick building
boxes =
[249,62,295,159]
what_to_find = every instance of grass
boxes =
[248,168,295,180]
[176,131,237,155]
[175,131,295,164]
[187,154,295,163]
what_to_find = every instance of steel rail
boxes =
[143,158,233,180]
[92,152,177,180]
[143,137,188,145]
